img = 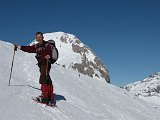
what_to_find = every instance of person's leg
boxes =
[41,84,49,98]
[39,62,53,102]
[48,84,54,101]
[39,64,48,84]
[46,63,54,101]
[39,64,50,102]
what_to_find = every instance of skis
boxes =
[32,97,57,108]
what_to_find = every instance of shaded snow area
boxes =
[0,40,160,120]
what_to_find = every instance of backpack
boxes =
[35,40,59,64]
[46,39,59,64]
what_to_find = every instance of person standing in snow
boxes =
[14,32,54,105]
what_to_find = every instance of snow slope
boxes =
[0,40,160,120]
[124,73,160,106]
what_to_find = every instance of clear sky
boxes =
[0,0,160,86]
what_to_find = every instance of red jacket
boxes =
[21,40,52,64]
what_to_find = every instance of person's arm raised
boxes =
[20,45,36,53]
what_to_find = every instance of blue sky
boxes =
[0,0,159,86]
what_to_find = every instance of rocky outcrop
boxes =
[71,42,110,83]
[124,72,160,97]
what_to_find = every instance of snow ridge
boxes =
[124,72,160,106]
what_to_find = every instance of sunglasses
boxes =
[36,37,43,38]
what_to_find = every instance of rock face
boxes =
[124,72,160,97]
[31,32,110,83]
[71,43,110,82]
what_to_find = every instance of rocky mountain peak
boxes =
[31,32,110,83]
[124,72,160,97]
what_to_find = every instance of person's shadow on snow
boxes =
[54,93,66,102]
[52,94,67,105]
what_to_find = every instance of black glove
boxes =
[13,44,21,51]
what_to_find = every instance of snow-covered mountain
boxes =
[0,39,160,120]
[124,73,160,106]
[31,32,110,83]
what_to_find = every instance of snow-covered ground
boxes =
[0,40,160,120]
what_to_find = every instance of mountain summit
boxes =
[31,32,110,83]
[124,72,160,97]
[124,72,160,106]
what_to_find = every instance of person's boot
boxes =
[36,95,49,104]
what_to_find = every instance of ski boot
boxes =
[36,96,50,105]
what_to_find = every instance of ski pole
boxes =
[8,45,17,86]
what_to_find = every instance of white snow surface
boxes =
[0,40,160,120]
[124,73,160,106]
